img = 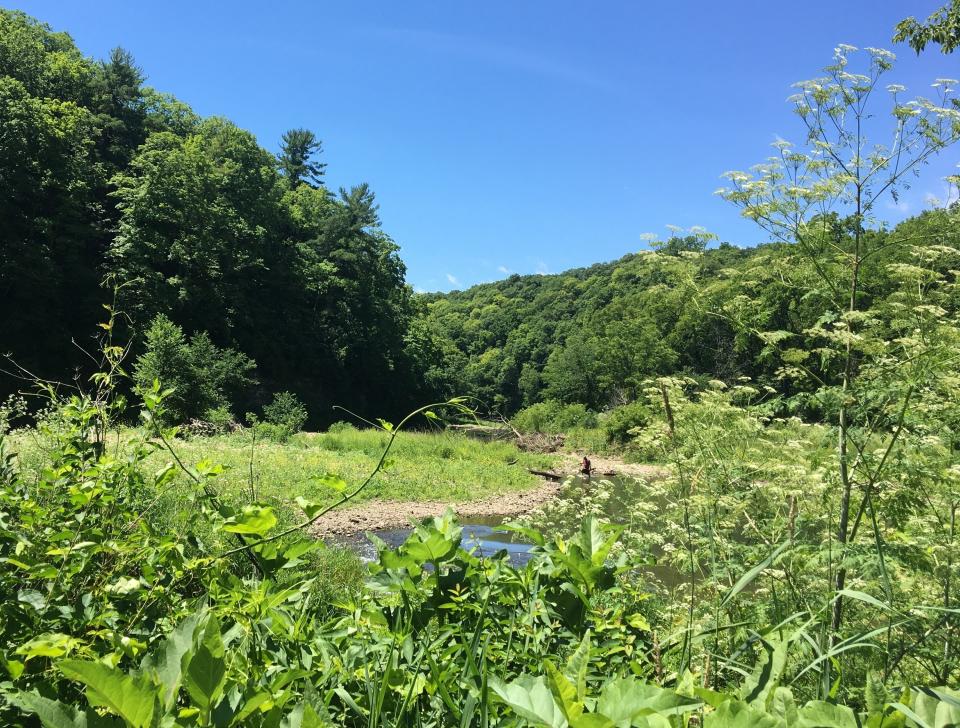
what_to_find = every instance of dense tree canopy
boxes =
[0,10,427,424]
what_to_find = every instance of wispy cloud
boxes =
[535,261,549,275]
[446,273,459,285]
[885,199,911,214]
[366,27,616,92]
[497,265,511,274]
[925,183,960,208]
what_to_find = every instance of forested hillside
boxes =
[0,9,437,424]
[425,209,959,416]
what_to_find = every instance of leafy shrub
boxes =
[254,421,293,443]
[203,405,238,434]
[602,400,651,444]
[133,314,256,424]
[262,390,308,433]
[327,420,356,434]
[513,399,598,434]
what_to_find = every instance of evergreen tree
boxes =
[278,128,326,187]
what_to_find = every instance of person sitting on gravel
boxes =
[579,456,592,477]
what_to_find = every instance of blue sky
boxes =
[15,1,960,291]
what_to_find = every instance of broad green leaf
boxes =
[798,700,859,727]
[770,687,799,725]
[9,692,90,728]
[911,686,960,728]
[183,616,227,712]
[597,677,701,724]
[703,699,782,728]
[17,589,46,611]
[571,716,616,728]
[222,505,277,535]
[232,691,273,724]
[58,660,155,728]
[141,611,202,710]
[579,517,623,566]
[740,637,788,709]
[490,675,567,728]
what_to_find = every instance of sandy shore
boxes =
[308,460,666,538]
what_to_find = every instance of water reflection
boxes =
[351,518,534,566]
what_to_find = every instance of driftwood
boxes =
[448,424,514,441]
[448,422,565,453]
[527,468,565,481]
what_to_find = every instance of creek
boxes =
[344,514,536,566]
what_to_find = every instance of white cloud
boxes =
[925,183,960,208]
[535,261,549,275]
[497,265,511,274]
[446,273,459,285]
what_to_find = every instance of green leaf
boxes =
[597,677,701,724]
[232,691,273,724]
[836,589,894,614]
[770,687,799,725]
[295,496,325,519]
[911,686,960,728]
[570,716,616,728]
[17,589,46,612]
[58,660,155,728]
[740,637,788,709]
[545,660,583,723]
[222,505,277,535]
[16,633,81,661]
[141,611,202,710]
[564,631,591,702]
[580,517,623,566]
[721,542,789,608]
[490,675,567,728]
[798,700,859,727]
[311,473,347,493]
[8,692,90,728]
[183,616,227,713]
[704,699,782,728]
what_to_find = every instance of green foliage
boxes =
[133,314,256,424]
[262,391,308,433]
[514,400,599,435]
[601,401,651,445]
[202,405,237,434]
[895,0,960,54]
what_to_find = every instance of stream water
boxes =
[348,514,536,566]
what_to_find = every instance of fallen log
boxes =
[528,468,565,481]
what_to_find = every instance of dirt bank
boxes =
[309,460,667,538]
